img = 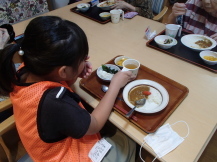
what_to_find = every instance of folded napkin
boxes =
[124,12,138,19]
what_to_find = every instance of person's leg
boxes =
[102,129,136,162]
[68,0,81,5]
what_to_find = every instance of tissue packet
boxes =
[145,27,156,40]
[124,12,138,19]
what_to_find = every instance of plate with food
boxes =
[97,64,120,82]
[99,12,111,20]
[154,35,177,49]
[97,1,115,10]
[181,34,216,52]
[114,56,130,68]
[123,79,169,113]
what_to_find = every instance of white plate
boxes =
[181,34,216,52]
[123,80,169,113]
[97,1,114,10]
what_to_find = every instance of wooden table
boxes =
[11,1,217,162]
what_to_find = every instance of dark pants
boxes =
[68,0,81,5]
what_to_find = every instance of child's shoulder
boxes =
[42,86,81,103]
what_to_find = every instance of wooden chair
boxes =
[0,98,32,162]
[0,98,14,162]
[152,0,169,22]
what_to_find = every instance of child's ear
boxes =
[58,66,67,79]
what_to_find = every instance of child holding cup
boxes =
[0,16,136,162]
[167,0,217,41]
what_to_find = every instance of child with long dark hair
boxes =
[0,16,136,161]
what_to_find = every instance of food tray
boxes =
[70,2,111,24]
[79,56,189,133]
[146,30,217,73]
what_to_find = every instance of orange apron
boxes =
[11,81,100,162]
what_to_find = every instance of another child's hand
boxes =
[110,70,135,88]
[0,28,9,49]
[210,33,217,42]
[112,1,128,10]
[171,3,186,17]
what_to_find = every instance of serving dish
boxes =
[146,30,217,73]
[77,3,90,12]
[80,55,189,133]
[99,12,111,20]
[154,35,177,49]
[97,1,115,10]
[199,51,217,65]
[123,79,169,114]
[70,4,111,24]
[96,64,120,82]
[181,34,216,52]
[114,56,130,68]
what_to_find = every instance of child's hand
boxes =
[171,3,186,17]
[210,33,217,42]
[110,70,135,88]
[112,1,128,9]
[79,56,92,78]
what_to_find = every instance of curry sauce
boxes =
[128,85,150,105]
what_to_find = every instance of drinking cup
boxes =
[122,59,140,77]
[165,24,182,38]
[110,9,124,24]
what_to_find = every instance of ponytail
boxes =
[0,44,20,95]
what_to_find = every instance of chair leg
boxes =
[0,136,13,162]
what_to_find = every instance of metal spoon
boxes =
[102,85,109,93]
[125,98,146,118]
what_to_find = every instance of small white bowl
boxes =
[154,35,177,49]
[77,3,90,12]
[97,1,115,11]
[199,51,217,65]
[97,64,120,82]
[99,12,111,20]
[114,56,130,68]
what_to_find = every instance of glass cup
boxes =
[122,59,140,77]
[165,24,182,38]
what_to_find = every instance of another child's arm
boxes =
[210,33,217,42]
[86,70,135,135]
[112,0,136,12]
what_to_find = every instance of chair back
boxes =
[152,0,166,14]
[0,98,14,162]
[152,0,169,22]
[17,153,33,162]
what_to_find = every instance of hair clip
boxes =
[18,47,24,56]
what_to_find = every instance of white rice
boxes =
[137,87,163,111]
[147,88,162,105]
[98,69,114,80]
